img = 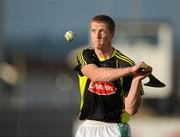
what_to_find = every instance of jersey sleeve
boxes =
[77,49,96,68]
[74,48,99,76]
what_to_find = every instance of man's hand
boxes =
[131,62,153,80]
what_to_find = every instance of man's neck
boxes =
[95,46,113,60]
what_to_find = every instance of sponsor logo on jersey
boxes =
[88,81,117,95]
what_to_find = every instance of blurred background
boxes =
[0,0,180,137]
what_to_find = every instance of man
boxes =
[74,15,152,137]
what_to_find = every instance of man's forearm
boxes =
[82,64,133,82]
[125,78,142,115]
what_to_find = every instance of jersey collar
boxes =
[98,48,117,61]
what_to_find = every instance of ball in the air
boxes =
[64,31,76,42]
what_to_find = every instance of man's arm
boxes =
[81,64,133,82]
[125,78,142,115]
[81,62,149,82]
[125,65,152,115]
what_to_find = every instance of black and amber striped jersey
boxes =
[74,47,144,123]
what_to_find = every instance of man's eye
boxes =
[100,30,106,34]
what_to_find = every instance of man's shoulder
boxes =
[77,47,96,61]
[114,49,135,66]
[78,47,94,55]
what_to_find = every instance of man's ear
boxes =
[111,31,115,38]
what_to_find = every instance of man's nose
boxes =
[97,32,101,39]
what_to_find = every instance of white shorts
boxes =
[75,120,131,137]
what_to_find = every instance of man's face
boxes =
[90,21,114,50]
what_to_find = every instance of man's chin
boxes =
[94,44,103,49]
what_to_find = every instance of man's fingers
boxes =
[133,62,152,76]
[139,62,152,73]
[132,62,152,76]
[139,62,149,69]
